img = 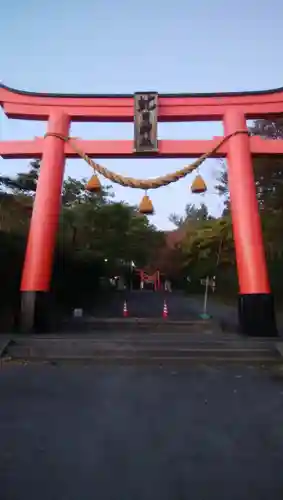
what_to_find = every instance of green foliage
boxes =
[0,160,40,194]
[59,179,164,267]
[0,162,164,314]
[166,117,283,301]
[169,202,213,227]
[216,119,283,215]
[181,118,283,299]
[178,215,235,292]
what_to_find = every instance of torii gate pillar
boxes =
[224,110,277,336]
[20,111,70,332]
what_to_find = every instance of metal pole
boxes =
[203,276,209,316]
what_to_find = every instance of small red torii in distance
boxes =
[135,269,161,291]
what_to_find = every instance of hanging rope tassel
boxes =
[191,174,207,194]
[139,192,154,215]
[85,174,101,192]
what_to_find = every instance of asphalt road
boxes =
[1,362,283,500]
[84,290,203,319]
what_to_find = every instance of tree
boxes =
[216,118,283,215]
[0,192,31,234]
[0,160,40,194]
[214,118,283,298]
[181,216,234,271]
[62,176,113,207]
[0,159,163,268]
[0,158,167,315]
[60,177,114,249]
[251,119,283,139]
[169,202,212,227]
[0,159,41,233]
[62,200,164,266]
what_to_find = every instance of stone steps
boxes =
[4,334,283,364]
[57,317,217,333]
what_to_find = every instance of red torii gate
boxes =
[0,83,282,336]
[135,269,161,291]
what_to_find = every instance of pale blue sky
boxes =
[1,0,283,228]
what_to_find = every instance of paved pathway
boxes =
[84,290,236,321]
[64,290,283,336]
[1,363,283,500]
[87,290,201,319]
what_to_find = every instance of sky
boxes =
[1,0,283,229]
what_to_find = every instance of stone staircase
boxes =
[58,317,217,333]
[3,291,281,365]
[3,332,283,364]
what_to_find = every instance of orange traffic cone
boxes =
[162,300,168,319]
[123,300,128,317]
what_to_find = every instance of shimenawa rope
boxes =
[44,130,249,190]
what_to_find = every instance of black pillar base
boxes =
[238,293,278,337]
[20,292,51,333]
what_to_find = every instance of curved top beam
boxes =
[2,83,283,122]
[1,82,283,98]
